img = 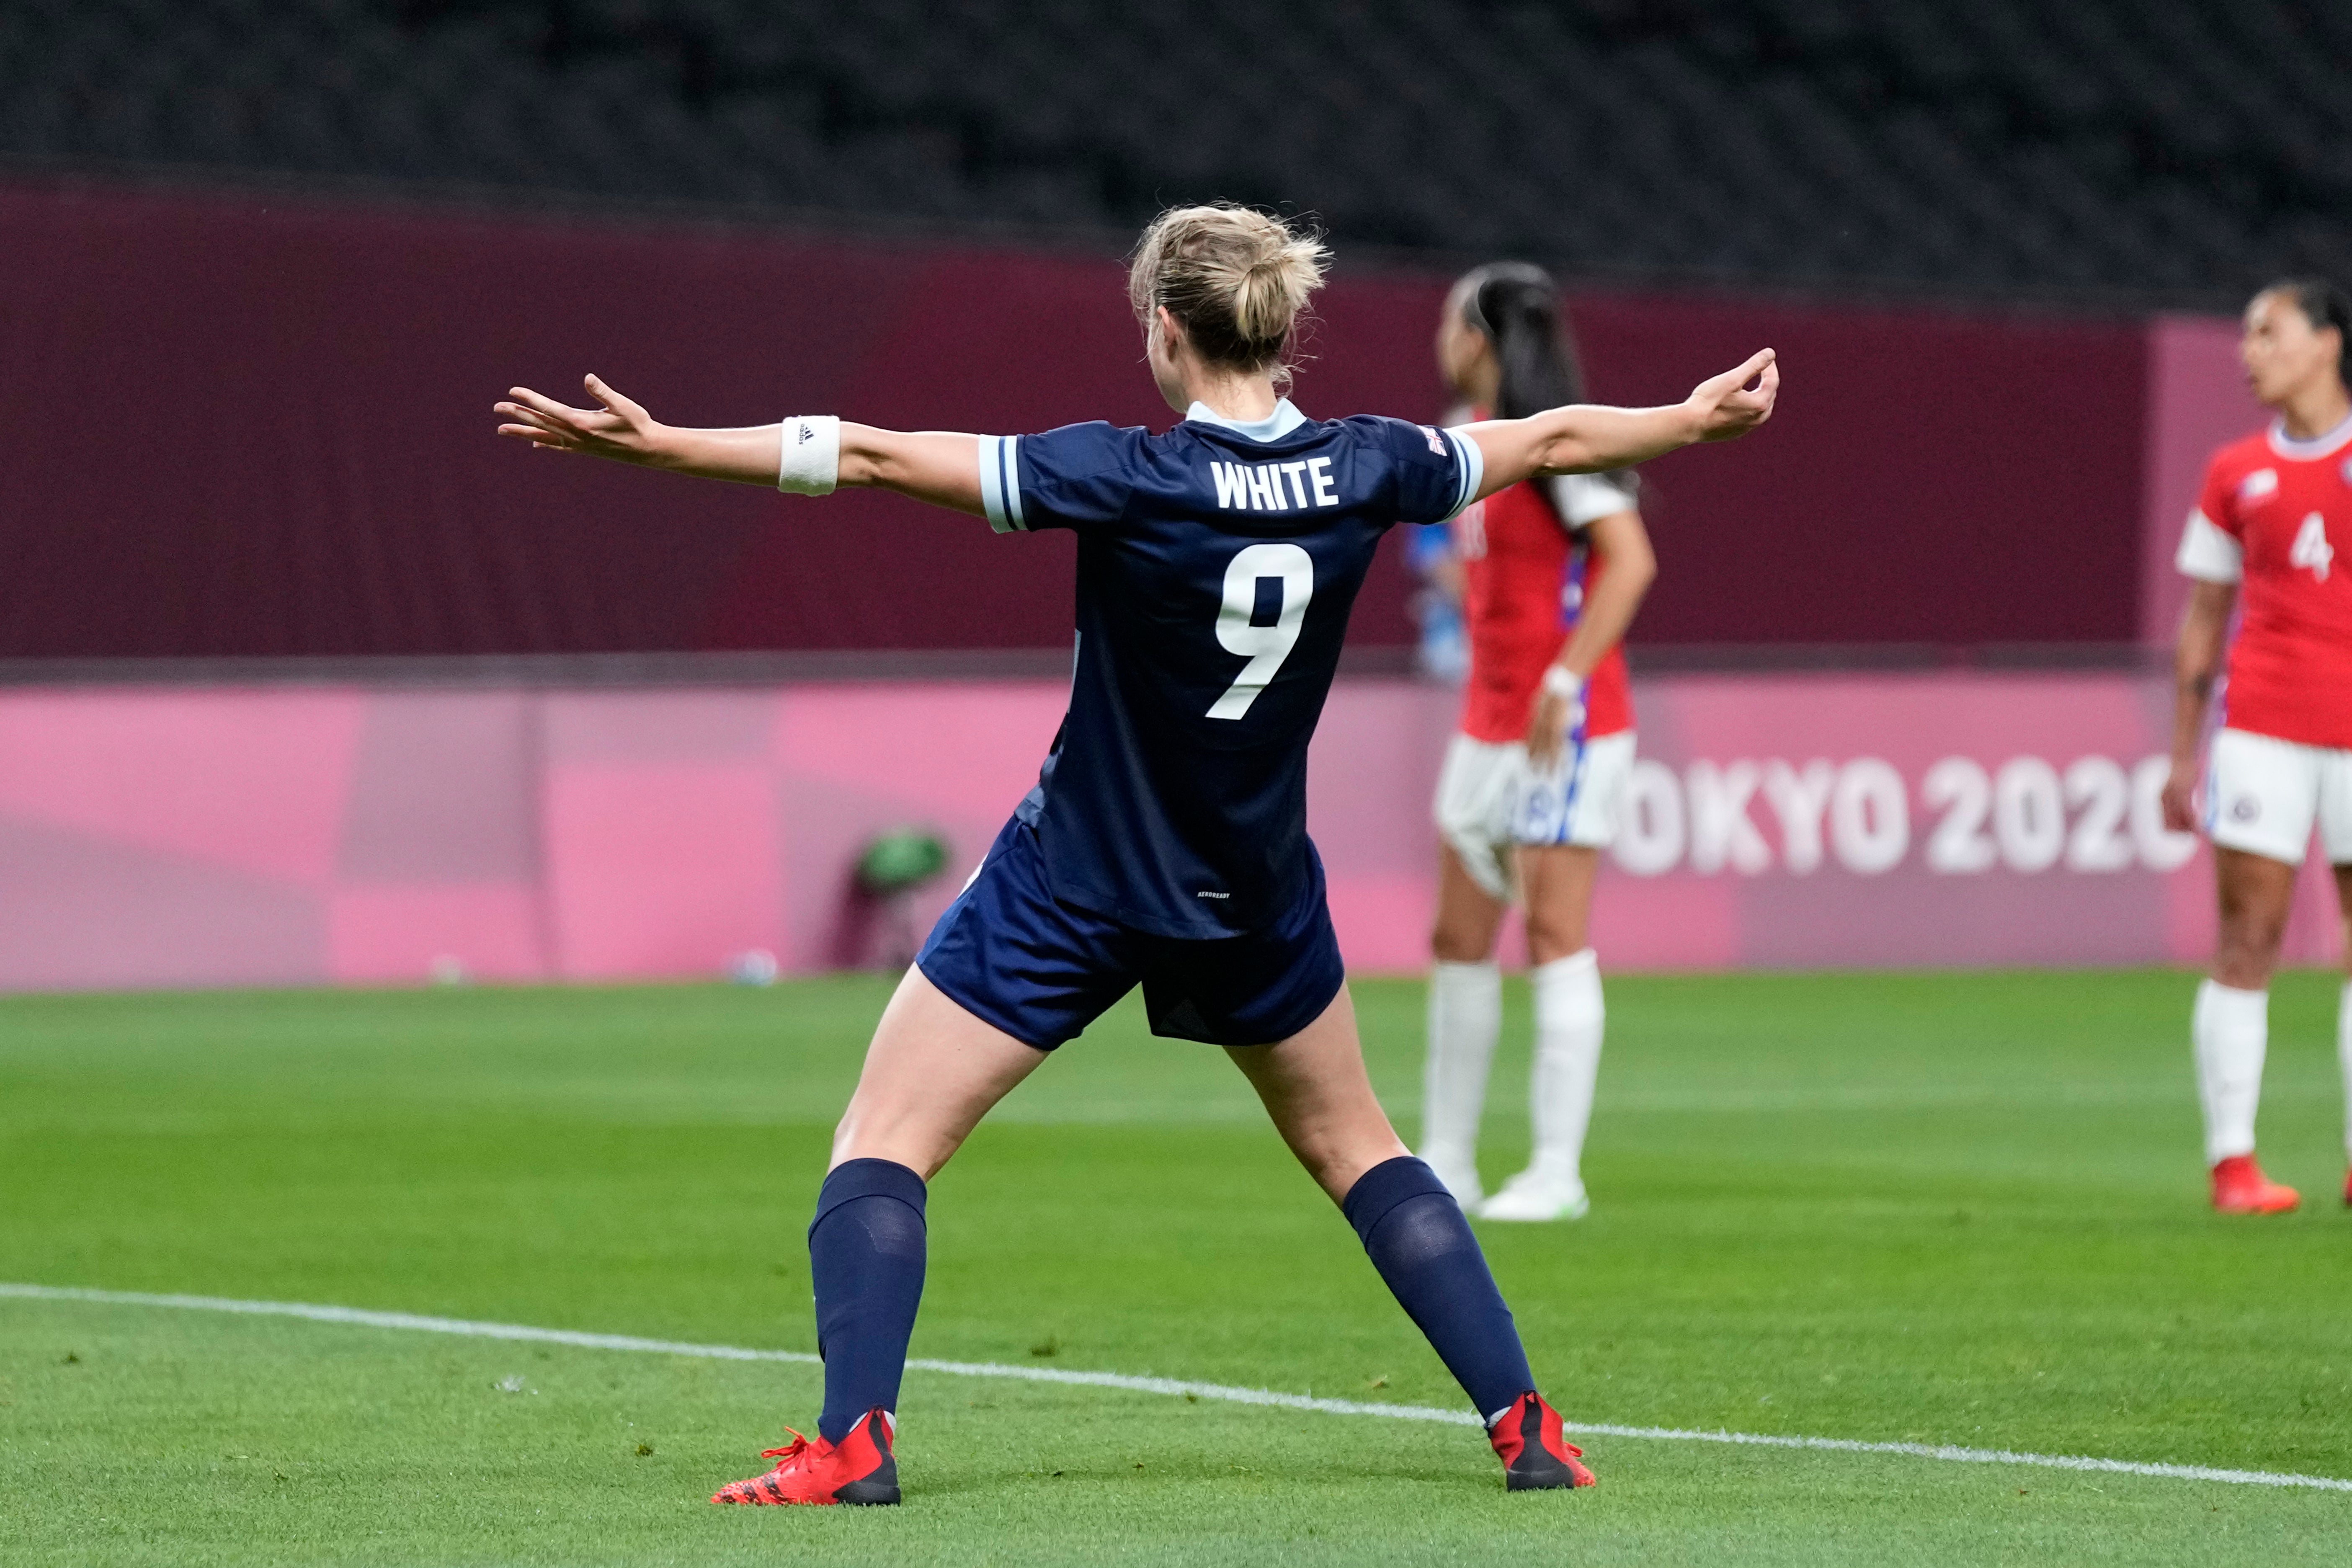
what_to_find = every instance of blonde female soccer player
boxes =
[2164,278,2352,1215]
[495,206,1775,1505]
[1419,264,1657,1223]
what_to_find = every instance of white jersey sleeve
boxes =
[1547,472,1638,530]
[2175,508,2244,584]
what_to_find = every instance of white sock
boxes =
[1528,949,1604,1184]
[2193,979,2268,1165]
[1421,960,1501,1167]
[2339,979,2352,1162]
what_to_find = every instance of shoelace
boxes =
[759,1429,815,1465]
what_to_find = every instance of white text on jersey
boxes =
[2291,511,2334,581]
[1210,458,1339,513]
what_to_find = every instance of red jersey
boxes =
[1455,467,1637,745]
[2181,413,2352,748]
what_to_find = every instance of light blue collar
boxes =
[2269,409,2352,462]
[1184,397,1308,442]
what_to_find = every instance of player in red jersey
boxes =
[1418,265,1656,1222]
[2163,278,2352,1215]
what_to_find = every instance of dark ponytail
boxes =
[2266,277,2352,393]
[1458,262,1583,419]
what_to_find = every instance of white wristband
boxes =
[777,415,841,495]
[1542,665,1583,700]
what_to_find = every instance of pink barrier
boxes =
[1599,674,2210,970]
[1,674,2335,993]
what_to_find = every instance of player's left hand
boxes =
[2159,758,2201,836]
[1685,349,1778,443]
[1526,680,1584,767]
[495,375,671,466]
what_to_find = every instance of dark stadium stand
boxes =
[1,0,2347,304]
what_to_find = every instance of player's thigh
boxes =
[1223,984,1410,1205]
[831,965,1050,1180]
[1518,844,1601,964]
[2206,730,2319,977]
[2212,849,2300,987]
[2320,744,2352,975]
[2334,864,2352,974]
[1433,839,1508,962]
[838,815,1136,1176]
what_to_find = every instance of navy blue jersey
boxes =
[977,399,1483,938]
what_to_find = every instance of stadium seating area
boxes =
[3,0,2349,301]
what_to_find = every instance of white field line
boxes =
[6,1282,2349,1495]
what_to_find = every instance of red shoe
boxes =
[2211,1154,2299,1215]
[2342,1168,2351,1209]
[1488,1391,1596,1491]
[710,1409,899,1506]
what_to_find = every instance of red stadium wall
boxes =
[2139,315,2268,645]
[0,180,2153,659]
[3,673,2340,994]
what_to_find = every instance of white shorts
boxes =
[2205,727,2352,865]
[1434,730,1637,900]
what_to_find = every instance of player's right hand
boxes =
[1686,349,1778,443]
[2159,758,2201,835]
[495,374,670,466]
[1525,683,1583,767]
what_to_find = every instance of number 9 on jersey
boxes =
[1207,544,1315,720]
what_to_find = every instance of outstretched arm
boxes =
[494,375,986,516]
[1460,349,1778,501]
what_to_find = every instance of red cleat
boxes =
[2211,1154,2299,1215]
[710,1409,899,1506]
[1488,1391,1596,1491]
[2342,1168,2351,1210]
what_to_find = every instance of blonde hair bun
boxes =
[1129,204,1330,389]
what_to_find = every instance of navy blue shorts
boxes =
[916,815,1347,1052]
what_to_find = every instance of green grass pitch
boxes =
[4,970,2351,1565]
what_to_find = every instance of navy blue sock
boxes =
[1342,1155,1534,1420]
[808,1158,928,1443]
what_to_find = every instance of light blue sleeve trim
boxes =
[1439,427,1485,522]
[978,435,1026,533]
[1003,435,1027,531]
